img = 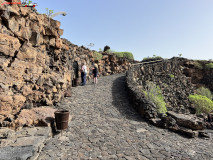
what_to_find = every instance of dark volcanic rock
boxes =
[0,4,132,126]
[126,57,211,137]
[167,111,205,130]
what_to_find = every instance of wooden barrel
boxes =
[54,110,69,130]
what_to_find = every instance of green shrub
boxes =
[114,52,134,60]
[114,52,123,58]
[123,52,134,60]
[142,56,163,62]
[169,74,175,78]
[143,81,167,115]
[194,61,203,69]
[189,94,213,114]
[93,52,103,60]
[205,63,213,69]
[196,87,212,100]
[105,49,115,54]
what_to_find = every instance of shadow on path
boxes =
[112,75,145,122]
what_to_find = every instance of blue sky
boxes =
[35,0,213,61]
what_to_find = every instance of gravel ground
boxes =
[37,74,213,160]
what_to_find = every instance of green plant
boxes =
[114,52,123,57]
[189,94,213,114]
[45,8,54,16]
[93,52,103,60]
[169,74,175,78]
[123,52,134,60]
[49,10,54,15]
[178,53,182,57]
[194,61,203,69]
[205,63,213,69]
[142,56,163,62]
[143,81,167,115]
[45,8,49,15]
[105,49,115,54]
[196,87,212,100]
[114,52,134,60]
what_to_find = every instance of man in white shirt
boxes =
[81,63,87,86]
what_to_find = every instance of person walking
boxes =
[92,63,98,84]
[81,63,87,86]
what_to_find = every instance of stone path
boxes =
[38,74,213,160]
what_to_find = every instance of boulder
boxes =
[49,37,56,46]
[167,111,205,130]
[0,58,10,70]
[16,43,37,63]
[16,26,32,41]
[169,125,199,138]
[56,38,62,49]
[7,17,19,33]
[14,107,57,128]
[20,7,31,16]
[0,94,26,119]
[0,33,21,57]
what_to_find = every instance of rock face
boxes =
[14,107,56,129]
[182,60,213,92]
[0,1,132,126]
[0,127,51,160]
[126,57,213,137]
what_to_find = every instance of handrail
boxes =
[131,59,164,66]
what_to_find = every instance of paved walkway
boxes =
[38,74,213,160]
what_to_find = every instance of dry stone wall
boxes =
[127,58,195,115]
[0,0,132,127]
[126,57,212,137]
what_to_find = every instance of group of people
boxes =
[80,63,98,86]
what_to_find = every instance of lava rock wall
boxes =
[126,58,212,137]
[126,58,196,119]
[0,0,132,126]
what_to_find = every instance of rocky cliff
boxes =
[0,0,132,127]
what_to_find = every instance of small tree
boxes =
[178,53,182,57]
[45,8,49,15]
[49,10,54,16]
[45,8,54,17]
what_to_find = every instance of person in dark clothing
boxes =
[92,63,98,84]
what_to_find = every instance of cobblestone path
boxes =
[38,74,213,160]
